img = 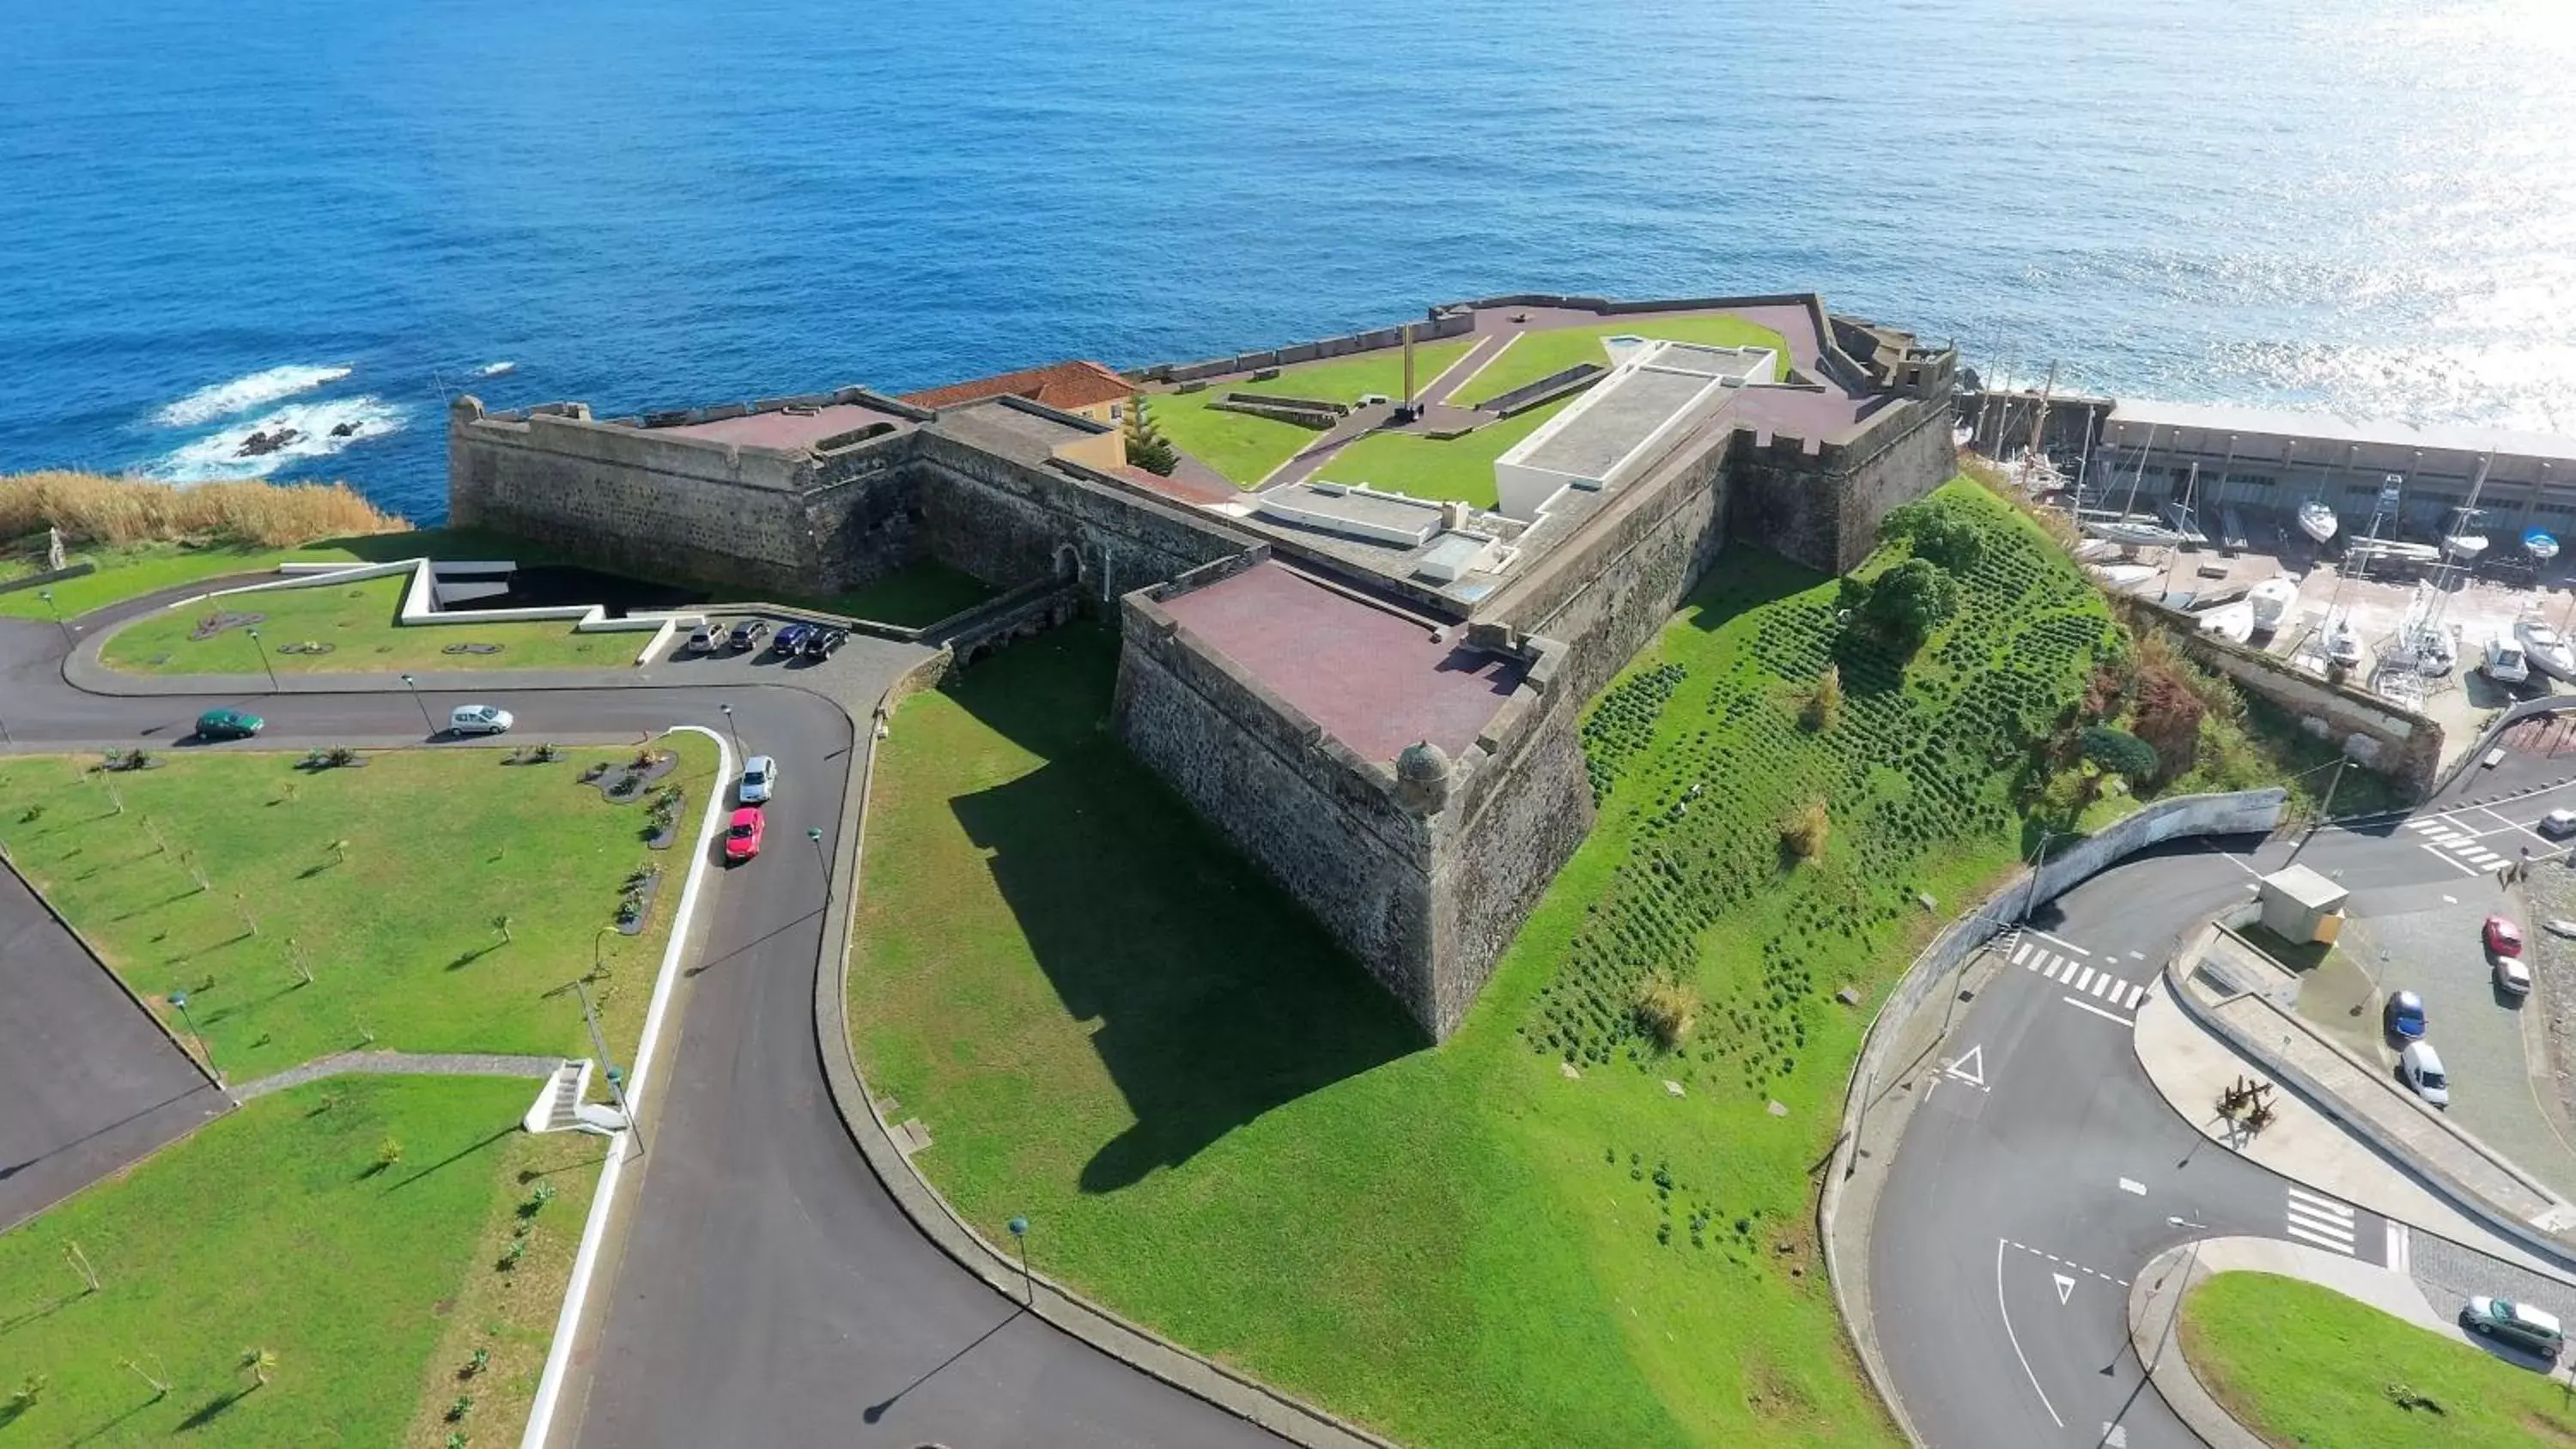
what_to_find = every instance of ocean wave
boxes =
[152,364,354,428]
[479,360,517,376]
[146,397,407,483]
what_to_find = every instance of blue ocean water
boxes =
[4,0,2573,524]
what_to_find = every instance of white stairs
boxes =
[522,1059,629,1136]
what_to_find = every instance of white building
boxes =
[1490,339,1777,520]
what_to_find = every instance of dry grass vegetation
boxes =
[1,470,406,548]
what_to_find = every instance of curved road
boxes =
[1872,773,2576,1448]
[0,587,1283,1449]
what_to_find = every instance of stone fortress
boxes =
[447,291,1959,1039]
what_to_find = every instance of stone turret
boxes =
[1394,739,1453,813]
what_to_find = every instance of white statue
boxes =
[46,525,65,572]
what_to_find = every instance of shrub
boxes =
[1780,799,1831,861]
[1801,664,1843,731]
[374,1136,404,1170]
[1880,495,1989,573]
[1634,978,1700,1048]
[0,470,405,547]
[2129,669,2204,784]
[1859,559,1959,649]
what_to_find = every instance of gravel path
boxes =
[232,1049,562,1101]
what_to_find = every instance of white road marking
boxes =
[2421,843,2490,877]
[2127,949,2146,961]
[2005,1239,2130,1285]
[2032,929,2092,957]
[2090,973,2120,1000]
[2385,1220,2411,1273]
[2012,940,2034,967]
[1944,1044,1989,1089]
[2405,817,2445,834]
[2285,1186,2358,1254]
[2118,1177,2147,1196]
[2044,955,2070,981]
[2072,965,2097,992]
[2062,995,2135,1026]
[2053,1271,2075,1305]
[1997,1240,2065,1428]
[2443,894,2459,905]
[2102,1422,2129,1448]
[2123,982,2151,1009]
[2477,805,2553,846]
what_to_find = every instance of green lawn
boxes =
[1313,398,1572,508]
[2180,1270,2576,1447]
[100,572,642,675]
[1227,339,1475,406]
[0,738,717,1082]
[0,1076,598,1447]
[850,482,2120,1446]
[799,559,997,628]
[1145,341,1475,488]
[0,530,528,621]
[1460,314,1790,407]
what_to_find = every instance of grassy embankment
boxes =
[801,560,998,629]
[0,738,716,1441]
[1149,340,1473,488]
[851,481,2123,1446]
[100,572,640,674]
[2180,1270,2576,1448]
[0,470,410,619]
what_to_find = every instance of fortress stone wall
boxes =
[446,291,1955,1041]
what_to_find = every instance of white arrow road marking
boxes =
[2054,1272,2075,1305]
[2101,1422,2129,1447]
[1944,1044,1987,1088]
[2118,1178,2147,1196]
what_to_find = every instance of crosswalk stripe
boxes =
[2014,940,2033,966]
[2072,965,2095,992]
[2044,955,2069,981]
[2285,1198,2355,1233]
[2284,1221,2358,1253]
[2123,983,2149,1009]
[2091,973,2118,999]
[2407,818,2442,833]
[2287,1185,2353,1216]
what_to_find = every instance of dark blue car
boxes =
[771,622,815,656]
[2384,989,2427,1042]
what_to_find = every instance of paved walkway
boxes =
[232,1049,564,1102]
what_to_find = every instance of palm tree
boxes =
[492,913,513,946]
[240,1347,276,1389]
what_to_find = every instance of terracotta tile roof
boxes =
[900,360,1135,414]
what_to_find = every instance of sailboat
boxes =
[2320,610,2365,669]
[2517,615,2576,682]
[2443,506,2490,561]
[2526,528,2561,563]
[2248,578,2300,634]
[2296,499,2339,543]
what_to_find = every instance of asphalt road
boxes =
[1872,773,2576,1449]
[0,590,1282,1449]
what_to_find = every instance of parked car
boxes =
[2486,914,2525,958]
[2383,989,2427,1041]
[800,626,847,659]
[772,622,816,656]
[723,807,765,863]
[2486,629,2531,685]
[193,707,264,741]
[726,619,770,652]
[2496,954,2534,997]
[683,622,720,653]
[2464,1295,2566,1361]
[2542,808,2576,839]
[2399,1040,2451,1107]
[738,755,778,804]
[449,704,514,736]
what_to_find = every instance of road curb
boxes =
[2123,1246,2267,1449]
[520,724,734,1449]
[806,655,1398,1449]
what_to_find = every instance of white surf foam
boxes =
[147,397,407,483]
[478,360,518,377]
[152,364,354,428]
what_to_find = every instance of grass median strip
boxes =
[100,571,641,675]
[2180,1269,2576,1447]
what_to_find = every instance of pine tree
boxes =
[1123,394,1180,476]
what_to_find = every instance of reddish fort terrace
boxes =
[447,290,1959,1037]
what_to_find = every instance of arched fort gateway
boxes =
[447,292,1959,1039]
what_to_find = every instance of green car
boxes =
[194,707,264,741]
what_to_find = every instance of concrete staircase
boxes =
[522,1059,630,1137]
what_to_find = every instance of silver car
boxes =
[738,754,778,805]
[449,704,514,736]
[2399,1040,2450,1107]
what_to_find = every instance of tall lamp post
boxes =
[1005,1216,1034,1306]
[168,989,214,1076]
[38,590,70,650]
[244,627,280,694]
[720,703,743,761]
[807,826,827,880]
[398,673,435,735]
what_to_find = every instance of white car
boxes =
[449,704,514,736]
[2542,809,2576,840]
[2399,1040,2450,1107]
[738,754,778,804]
[2496,954,2534,997]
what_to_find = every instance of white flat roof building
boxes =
[1491,339,1776,520]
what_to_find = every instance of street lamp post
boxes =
[2284,756,2350,866]
[168,989,213,1076]
[720,703,743,761]
[38,590,70,650]
[593,924,617,975]
[807,826,827,880]
[1005,1216,1034,1306]
[244,627,280,694]
[398,674,435,735]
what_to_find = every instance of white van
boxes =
[2399,1040,2450,1107]
[2486,629,2530,684]
[449,704,515,736]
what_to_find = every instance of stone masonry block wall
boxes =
[1728,396,1954,575]
[448,397,836,594]
[1136,311,1476,385]
[1114,591,1441,1026]
[913,434,1255,602]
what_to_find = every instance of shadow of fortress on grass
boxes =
[942,630,1423,1194]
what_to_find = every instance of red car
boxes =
[724,807,766,864]
[2485,914,2524,957]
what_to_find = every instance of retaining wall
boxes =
[1136,311,1477,385]
[1728,396,1956,574]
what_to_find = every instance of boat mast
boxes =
[2025,361,2057,462]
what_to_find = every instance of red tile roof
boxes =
[901,360,1135,414]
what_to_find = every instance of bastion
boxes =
[444,291,1959,1039]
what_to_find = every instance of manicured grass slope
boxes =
[0,1076,598,1448]
[1313,397,1571,508]
[853,483,2117,1446]
[2181,1270,2576,1447]
[1145,340,1472,488]
[1461,314,1789,405]
[0,739,715,1081]
[101,572,637,675]
[0,529,533,621]
[1226,339,1474,406]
